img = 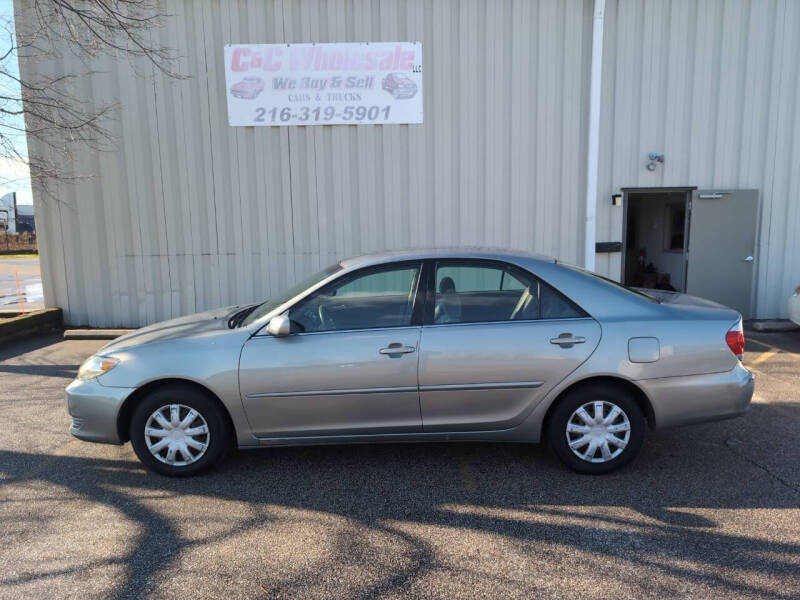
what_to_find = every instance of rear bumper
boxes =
[640,362,754,430]
[65,378,135,444]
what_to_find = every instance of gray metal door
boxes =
[239,327,423,438]
[418,319,601,431]
[686,190,758,317]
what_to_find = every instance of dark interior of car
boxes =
[288,281,584,333]
[433,284,583,324]
[290,294,414,332]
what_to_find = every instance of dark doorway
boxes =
[622,191,690,293]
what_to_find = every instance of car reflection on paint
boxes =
[382,73,418,99]
[230,76,265,99]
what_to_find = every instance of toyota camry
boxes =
[66,249,754,476]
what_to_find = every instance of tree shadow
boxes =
[0,363,78,378]
[1,402,799,599]
[0,332,64,360]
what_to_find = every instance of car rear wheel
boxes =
[547,383,645,474]
[130,384,230,477]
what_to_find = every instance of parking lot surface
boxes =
[0,256,43,312]
[1,330,799,599]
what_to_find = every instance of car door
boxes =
[418,260,601,431]
[239,262,424,438]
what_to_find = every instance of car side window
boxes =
[539,280,586,319]
[433,263,539,324]
[289,264,420,333]
[433,262,586,324]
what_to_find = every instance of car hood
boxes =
[99,306,242,353]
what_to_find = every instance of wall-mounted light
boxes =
[646,152,665,171]
[611,194,622,206]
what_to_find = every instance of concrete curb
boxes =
[63,329,134,340]
[0,308,62,345]
[749,320,799,333]
[0,249,38,256]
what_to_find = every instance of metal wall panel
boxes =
[21,0,799,324]
[19,0,593,327]
[595,0,800,318]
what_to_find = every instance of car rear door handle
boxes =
[379,344,416,355]
[550,334,586,347]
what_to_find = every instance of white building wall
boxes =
[595,0,800,319]
[16,0,800,326]
[18,0,593,327]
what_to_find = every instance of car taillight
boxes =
[726,323,745,360]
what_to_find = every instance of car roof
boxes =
[338,247,556,269]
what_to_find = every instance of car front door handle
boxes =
[379,344,416,356]
[550,334,586,347]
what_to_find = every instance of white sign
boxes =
[224,42,423,127]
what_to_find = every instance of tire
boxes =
[129,384,231,477]
[547,383,645,474]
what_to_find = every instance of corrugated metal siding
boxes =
[595,0,800,318]
[19,0,593,327]
[20,0,800,325]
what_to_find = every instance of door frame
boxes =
[619,186,696,292]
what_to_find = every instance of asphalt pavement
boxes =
[0,330,798,599]
[0,255,43,312]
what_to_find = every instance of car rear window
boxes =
[561,264,660,303]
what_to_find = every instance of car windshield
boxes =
[562,263,661,303]
[240,263,343,327]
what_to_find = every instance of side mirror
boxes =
[266,315,291,337]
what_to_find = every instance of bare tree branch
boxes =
[1,1,185,198]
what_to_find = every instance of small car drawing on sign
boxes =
[382,73,418,99]
[230,76,265,99]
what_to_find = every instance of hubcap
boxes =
[565,400,631,463]
[144,404,210,466]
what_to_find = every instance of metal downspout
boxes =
[584,0,605,271]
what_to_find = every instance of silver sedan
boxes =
[66,249,754,476]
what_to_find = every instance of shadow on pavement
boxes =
[1,402,799,599]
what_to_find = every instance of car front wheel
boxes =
[547,383,645,474]
[129,384,230,477]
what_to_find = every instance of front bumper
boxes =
[65,378,135,444]
[640,362,754,430]
[393,88,416,98]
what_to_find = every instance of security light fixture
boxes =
[646,152,665,171]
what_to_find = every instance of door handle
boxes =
[550,334,586,347]
[743,255,754,263]
[379,343,416,355]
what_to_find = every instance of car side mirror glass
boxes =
[266,315,291,337]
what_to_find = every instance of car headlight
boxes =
[77,355,120,381]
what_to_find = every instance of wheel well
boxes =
[542,376,656,438]
[116,378,236,445]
